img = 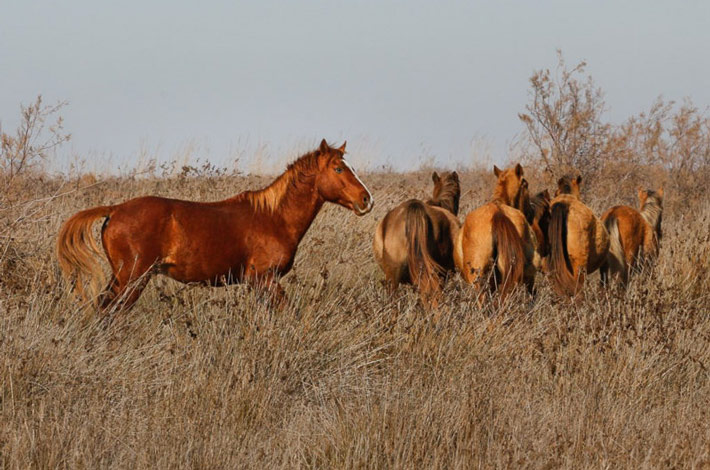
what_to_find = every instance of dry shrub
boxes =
[519,51,710,203]
[1,95,71,196]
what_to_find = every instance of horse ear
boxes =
[657,186,664,198]
[515,163,523,177]
[575,175,582,185]
[432,172,440,183]
[637,187,647,203]
[493,165,502,177]
[319,139,329,153]
[542,189,551,201]
[451,170,459,182]
[557,177,565,187]
[338,141,347,152]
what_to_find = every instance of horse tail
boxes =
[405,201,443,298]
[56,205,114,303]
[548,201,577,296]
[604,212,627,282]
[491,210,525,300]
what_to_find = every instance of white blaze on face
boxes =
[343,159,374,212]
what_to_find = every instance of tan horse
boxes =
[600,187,663,286]
[373,171,461,306]
[373,172,460,304]
[454,164,540,303]
[547,174,609,298]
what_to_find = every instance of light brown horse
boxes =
[547,174,609,298]
[454,164,540,303]
[600,187,663,286]
[373,171,460,306]
[57,139,373,310]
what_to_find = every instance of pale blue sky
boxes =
[1,1,709,172]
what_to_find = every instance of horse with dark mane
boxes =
[454,164,541,304]
[600,187,664,286]
[373,171,460,306]
[57,139,373,310]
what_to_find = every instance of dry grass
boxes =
[2,168,710,469]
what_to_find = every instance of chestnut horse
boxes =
[600,187,663,286]
[57,139,374,310]
[454,164,541,303]
[547,174,609,298]
[373,171,460,306]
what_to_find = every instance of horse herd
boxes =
[56,140,663,312]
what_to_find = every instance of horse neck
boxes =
[641,201,662,238]
[491,184,511,206]
[427,193,458,215]
[492,183,521,209]
[274,177,325,244]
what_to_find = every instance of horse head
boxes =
[493,163,526,208]
[315,139,374,216]
[430,171,461,215]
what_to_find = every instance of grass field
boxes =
[1,166,710,468]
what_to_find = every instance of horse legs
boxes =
[383,263,405,294]
[100,258,155,312]
[599,262,609,290]
[572,265,586,301]
[419,276,442,310]
[523,263,537,297]
[243,268,287,309]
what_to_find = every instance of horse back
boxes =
[102,196,283,283]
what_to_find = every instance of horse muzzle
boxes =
[353,196,374,216]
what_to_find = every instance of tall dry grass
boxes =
[1,167,709,469]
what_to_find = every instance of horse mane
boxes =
[427,173,461,215]
[234,149,323,213]
[528,191,550,223]
[491,179,510,205]
[641,190,663,238]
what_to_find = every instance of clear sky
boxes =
[1,0,709,173]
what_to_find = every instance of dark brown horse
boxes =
[523,189,552,260]
[555,175,582,199]
[600,187,664,286]
[373,171,460,306]
[57,140,373,310]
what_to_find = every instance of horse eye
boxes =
[334,167,343,174]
